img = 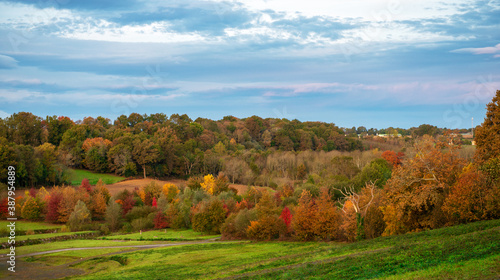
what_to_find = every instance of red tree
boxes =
[381,150,404,167]
[45,191,63,223]
[154,212,168,229]
[279,207,292,232]
[80,178,92,193]
[152,197,158,208]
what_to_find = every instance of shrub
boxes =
[187,176,203,190]
[21,196,41,221]
[192,199,226,234]
[247,216,286,240]
[131,217,153,231]
[67,200,91,231]
[221,208,258,239]
[106,200,123,231]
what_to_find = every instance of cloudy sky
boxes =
[0,0,499,128]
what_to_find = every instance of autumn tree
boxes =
[21,196,41,220]
[191,198,226,234]
[132,138,159,178]
[105,200,123,231]
[314,188,340,241]
[292,189,317,241]
[443,165,500,224]
[475,90,500,163]
[201,174,216,195]
[383,135,465,235]
[381,150,404,168]
[68,200,91,231]
[246,191,285,240]
[46,188,63,223]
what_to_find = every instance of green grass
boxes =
[0,220,61,231]
[11,230,96,242]
[71,219,500,280]
[100,229,220,241]
[67,168,125,186]
[0,239,164,256]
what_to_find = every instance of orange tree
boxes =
[475,90,500,164]
[383,135,465,235]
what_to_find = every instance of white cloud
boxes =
[0,110,11,119]
[452,43,500,57]
[0,55,18,69]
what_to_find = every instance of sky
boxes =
[0,0,499,129]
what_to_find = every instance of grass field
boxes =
[100,229,220,241]
[0,221,61,232]
[67,169,125,186]
[71,219,500,280]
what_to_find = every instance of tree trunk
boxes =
[143,165,146,178]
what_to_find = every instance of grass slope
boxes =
[73,219,500,280]
[100,229,220,241]
[67,169,125,186]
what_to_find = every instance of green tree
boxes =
[132,138,159,178]
[105,200,123,231]
[68,200,91,231]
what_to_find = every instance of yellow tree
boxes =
[201,174,216,195]
[162,183,179,203]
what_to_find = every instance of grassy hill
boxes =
[67,169,125,186]
[69,219,500,279]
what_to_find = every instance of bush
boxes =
[60,225,70,233]
[26,229,35,235]
[125,206,155,222]
[221,208,258,239]
[67,200,91,231]
[131,217,154,231]
[192,199,226,234]
[105,200,123,232]
[100,224,110,235]
[187,176,203,190]
[21,196,41,221]
[247,216,286,240]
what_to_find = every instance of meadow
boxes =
[73,219,500,279]
[67,169,125,186]
[1,219,496,279]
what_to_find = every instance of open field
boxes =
[1,219,497,279]
[100,229,220,241]
[67,169,125,186]
[74,219,500,279]
[105,178,185,195]
[0,221,61,232]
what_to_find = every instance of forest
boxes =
[0,90,499,243]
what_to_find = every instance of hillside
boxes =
[2,219,495,279]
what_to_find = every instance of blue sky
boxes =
[0,0,499,129]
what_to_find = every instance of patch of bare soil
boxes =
[105,178,186,195]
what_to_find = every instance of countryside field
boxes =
[1,219,498,279]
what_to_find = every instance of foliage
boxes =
[383,135,465,235]
[443,166,500,224]
[200,174,216,195]
[292,190,317,241]
[162,183,179,203]
[191,199,226,234]
[475,90,500,163]
[68,200,91,231]
[105,200,123,231]
[21,196,41,220]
